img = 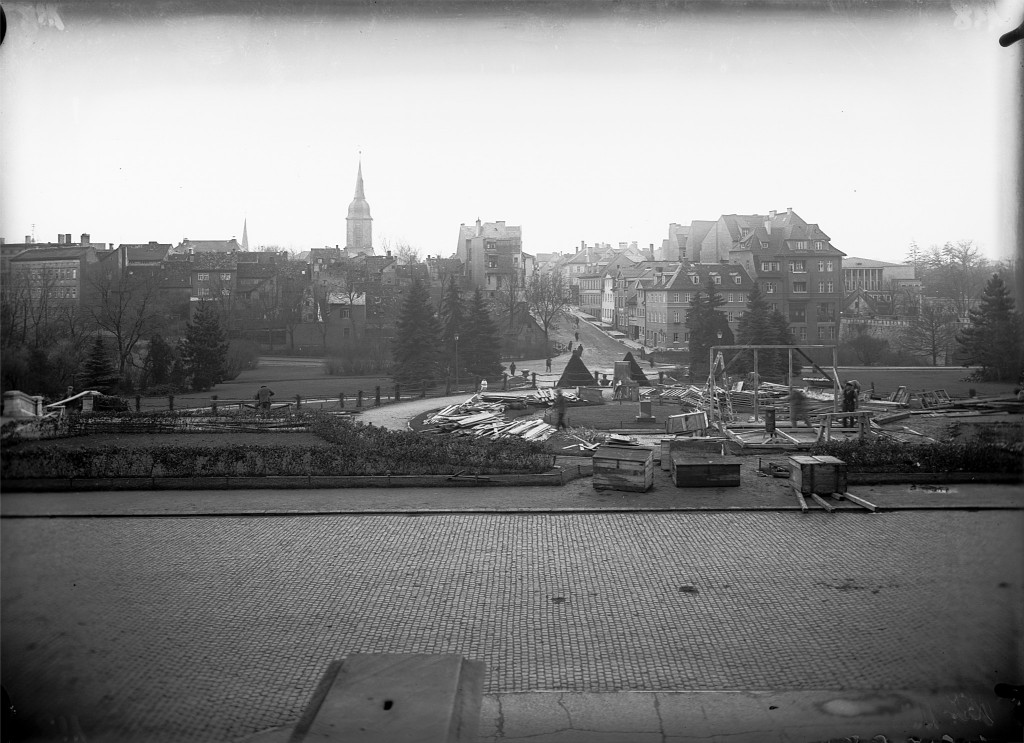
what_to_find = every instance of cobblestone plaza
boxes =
[2,511,1021,741]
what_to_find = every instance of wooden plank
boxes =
[808,493,836,512]
[841,491,877,512]
[794,491,809,512]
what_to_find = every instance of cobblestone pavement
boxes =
[2,511,1021,742]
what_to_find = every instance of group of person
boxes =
[788,379,861,428]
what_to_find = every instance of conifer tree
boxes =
[461,288,503,380]
[143,333,175,388]
[735,285,777,377]
[181,301,229,391]
[769,309,802,378]
[686,284,733,378]
[956,273,1023,380]
[393,279,443,386]
[82,335,118,393]
[438,276,465,360]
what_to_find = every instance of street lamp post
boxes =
[454,333,459,392]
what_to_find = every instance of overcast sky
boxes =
[1,1,1019,263]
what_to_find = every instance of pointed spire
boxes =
[354,159,365,200]
[241,219,249,251]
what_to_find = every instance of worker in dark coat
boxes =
[841,381,859,428]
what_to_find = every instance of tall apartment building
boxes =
[694,209,845,344]
[455,219,524,298]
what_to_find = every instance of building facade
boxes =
[345,162,374,257]
[455,219,524,298]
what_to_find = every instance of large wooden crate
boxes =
[665,411,708,434]
[593,445,654,492]
[659,437,726,471]
[671,452,741,487]
[788,455,848,495]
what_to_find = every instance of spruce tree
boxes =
[956,273,1023,380]
[82,335,117,393]
[144,333,175,387]
[181,302,229,391]
[461,288,503,380]
[735,285,775,377]
[686,285,733,379]
[769,310,802,379]
[438,276,465,363]
[393,279,443,386]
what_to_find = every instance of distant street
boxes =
[2,510,1021,742]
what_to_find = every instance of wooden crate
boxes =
[788,455,848,495]
[660,437,725,471]
[671,452,741,488]
[593,445,654,492]
[665,411,708,434]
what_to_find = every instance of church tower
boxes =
[345,161,374,256]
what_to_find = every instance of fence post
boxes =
[211,395,218,414]
[339,392,345,409]
[357,390,363,408]
[135,395,141,412]
[532,372,537,389]
[375,386,381,407]
[168,394,174,411]
[395,383,401,402]
[295,394,301,409]
[420,382,426,398]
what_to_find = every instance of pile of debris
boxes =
[422,395,555,442]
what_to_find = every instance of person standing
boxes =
[545,357,552,372]
[553,389,568,430]
[254,385,274,411]
[509,361,517,377]
[841,381,858,428]
[789,388,812,428]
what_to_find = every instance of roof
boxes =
[327,292,366,306]
[10,247,94,262]
[122,244,172,262]
[842,257,908,268]
[237,263,278,279]
[458,221,522,242]
[658,262,753,291]
[174,239,243,254]
[191,253,238,270]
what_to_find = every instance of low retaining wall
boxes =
[1,469,573,492]
[847,471,1021,485]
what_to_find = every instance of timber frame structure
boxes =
[707,344,841,428]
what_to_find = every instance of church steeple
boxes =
[346,158,373,256]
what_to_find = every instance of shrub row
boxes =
[809,439,1023,474]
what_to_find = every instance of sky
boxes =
[1,1,1020,263]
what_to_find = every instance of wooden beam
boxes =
[794,490,809,512]
[808,493,836,512]
[840,491,877,512]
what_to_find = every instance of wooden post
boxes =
[211,395,218,414]
[787,348,794,424]
[752,349,759,423]
[339,392,345,409]
[395,383,401,402]
[840,491,877,512]
[420,382,426,398]
[375,386,381,407]
[295,394,301,409]
[168,394,174,411]
[135,395,141,412]
[357,390,363,407]
[809,493,836,512]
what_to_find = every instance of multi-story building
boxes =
[455,219,524,298]
[693,209,845,344]
[7,244,102,307]
[638,263,755,349]
[841,257,921,318]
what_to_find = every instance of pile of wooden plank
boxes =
[423,396,555,442]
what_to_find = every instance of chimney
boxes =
[26,235,32,243]
[476,218,482,237]
[66,233,72,244]
[769,210,777,219]
[57,234,64,245]
[188,247,194,256]
[81,233,90,244]
[387,250,392,259]
[786,207,793,214]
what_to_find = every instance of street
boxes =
[2,510,1021,742]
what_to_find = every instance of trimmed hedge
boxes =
[1,413,551,479]
[809,439,1023,474]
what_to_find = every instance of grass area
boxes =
[832,367,1015,400]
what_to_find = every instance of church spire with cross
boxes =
[345,156,373,256]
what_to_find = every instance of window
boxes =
[790,261,806,273]
[339,307,350,319]
[790,306,806,322]
[221,288,230,296]
[765,282,776,294]
[691,275,699,284]
[734,275,742,284]
[769,302,777,312]
[826,260,834,272]
[198,287,210,297]
[727,312,734,322]
[684,332,690,341]
[198,273,209,281]
[220,273,231,281]
[713,275,722,285]
[673,310,680,323]
[814,241,824,250]
[799,327,808,341]
[673,333,679,343]
[818,282,825,293]
[828,325,836,340]
[671,292,679,303]
[727,293,734,303]
[818,261,825,272]
[683,293,691,303]
[793,282,807,293]
[827,281,834,293]
[761,261,780,272]
[761,241,769,249]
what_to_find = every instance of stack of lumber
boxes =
[423,397,555,442]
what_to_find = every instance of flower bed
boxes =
[809,439,1022,475]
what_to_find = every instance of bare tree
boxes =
[525,270,572,340]
[492,271,522,332]
[916,240,989,320]
[87,265,169,380]
[900,299,957,365]
[380,237,421,265]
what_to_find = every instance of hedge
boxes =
[809,439,1023,474]
[1,414,551,479]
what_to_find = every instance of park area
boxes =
[1,356,1021,488]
